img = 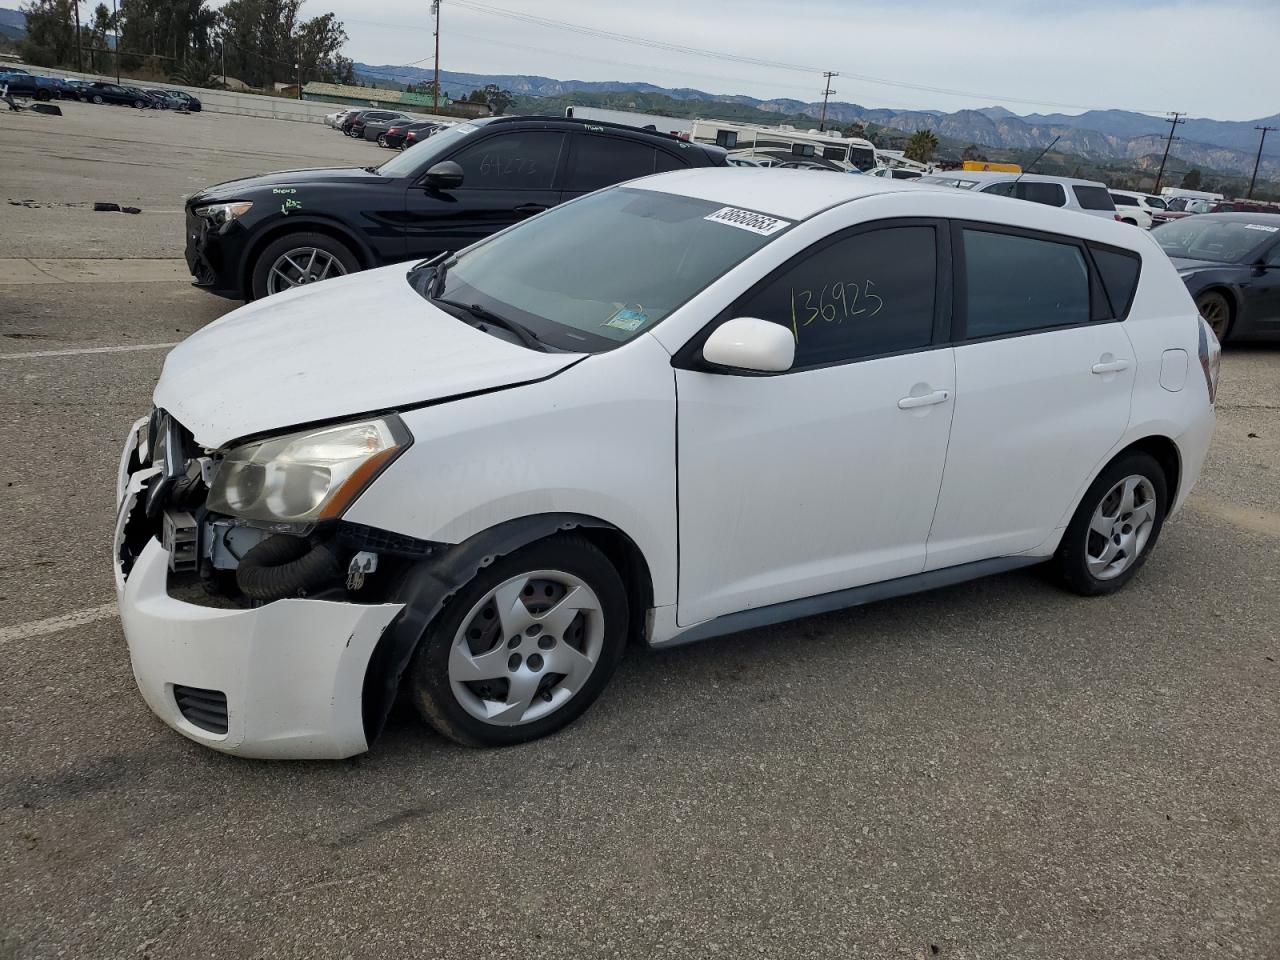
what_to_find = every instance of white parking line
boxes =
[0,603,118,644]
[0,342,180,360]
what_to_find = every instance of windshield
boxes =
[1154,218,1278,263]
[1146,196,1167,209]
[413,187,788,352]
[376,122,484,178]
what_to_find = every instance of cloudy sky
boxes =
[323,0,1277,121]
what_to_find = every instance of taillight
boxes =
[1197,315,1221,404]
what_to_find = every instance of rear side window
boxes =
[981,181,1065,206]
[566,135,657,191]
[1088,244,1142,318]
[963,228,1090,338]
[450,132,565,190]
[1073,185,1115,211]
[735,225,937,368]
[653,149,691,173]
[1111,194,1139,206]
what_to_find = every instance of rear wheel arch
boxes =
[1121,435,1181,507]
[1193,285,1238,339]
[239,218,373,298]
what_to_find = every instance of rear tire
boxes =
[91,94,104,104]
[35,89,51,102]
[132,99,145,109]
[1054,452,1168,596]
[377,134,388,147]
[407,536,629,747]
[1195,290,1232,342]
[249,231,359,300]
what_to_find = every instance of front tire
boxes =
[249,232,359,299]
[1054,452,1168,596]
[132,99,145,109]
[35,89,51,102]
[407,536,629,747]
[377,134,388,147]
[1195,290,1232,342]
[92,94,104,104]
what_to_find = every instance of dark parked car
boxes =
[1153,212,1280,341]
[159,89,202,111]
[363,114,423,144]
[0,71,68,101]
[184,116,730,300]
[83,82,156,108]
[383,121,437,149]
[401,125,440,149]
[347,110,410,139]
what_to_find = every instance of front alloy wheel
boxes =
[1195,291,1231,342]
[408,536,628,746]
[266,247,348,294]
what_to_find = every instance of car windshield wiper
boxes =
[435,297,546,352]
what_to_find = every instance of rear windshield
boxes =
[415,187,787,352]
[1073,185,1115,211]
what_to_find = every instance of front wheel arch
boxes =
[239,218,373,299]
[1194,286,1237,341]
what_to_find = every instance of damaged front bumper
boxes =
[114,417,405,759]
[184,206,250,299]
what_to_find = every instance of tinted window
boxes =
[1153,218,1279,263]
[1089,244,1142,318]
[963,229,1090,338]
[1111,194,1139,206]
[566,135,656,191]
[1265,243,1280,266]
[654,149,691,173]
[981,181,1065,206]
[1146,196,1167,209]
[822,146,846,160]
[736,226,937,367]
[1074,185,1115,210]
[450,132,564,190]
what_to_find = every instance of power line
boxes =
[1248,125,1277,198]
[1153,111,1186,195]
[445,0,1172,115]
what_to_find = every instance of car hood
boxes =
[153,265,585,449]
[190,167,384,204]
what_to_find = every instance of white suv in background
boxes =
[1110,189,1167,229]
[915,171,1120,220]
[114,171,1218,759]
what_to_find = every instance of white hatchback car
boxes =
[115,171,1218,758]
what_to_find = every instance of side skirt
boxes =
[655,555,1042,649]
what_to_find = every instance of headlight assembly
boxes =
[193,201,253,226]
[206,416,411,524]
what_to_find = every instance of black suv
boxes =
[184,116,729,300]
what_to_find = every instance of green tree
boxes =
[843,121,866,139]
[961,144,987,162]
[17,0,77,66]
[1181,168,1203,190]
[904,129,939,164]
[480,83,513,115]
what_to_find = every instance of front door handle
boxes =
[897,390,950,410]
[1091,358,1131,374]
[514,203,549,215]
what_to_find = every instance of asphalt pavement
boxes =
[1,101,1278,960]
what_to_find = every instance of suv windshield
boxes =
[411,187,787,352]
[376,121,485,178]
[1153,218,1278,263]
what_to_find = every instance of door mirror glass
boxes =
[703,317,795,373]
[424,160,464,190]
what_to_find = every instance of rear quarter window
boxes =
[1088,243,1142,318]
[1074,185,1116,211]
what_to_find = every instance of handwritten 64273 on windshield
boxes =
[790,280,883,339]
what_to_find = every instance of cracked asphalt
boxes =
[1,102,1279,960]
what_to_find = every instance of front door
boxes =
[401,130,567,260]
[676,222,956,626]
[925,224,1136,569]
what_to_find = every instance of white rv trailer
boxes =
[688,120,878,172]
[563,105,694,139]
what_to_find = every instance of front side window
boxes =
[734,226,938,368]
[447,131,565,190]
[963,228,1090,338]
[565,135,656,192]
[420,188,784,351]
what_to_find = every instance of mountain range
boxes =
[355,62,1279,182]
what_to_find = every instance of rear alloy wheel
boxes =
[1195,290,1232,342]
[407,536,628,747]
[250,232,359,299]
[92,94,104,104]
[132,99,145,109]
[377,134,388,147]
[1054,452,1168,596]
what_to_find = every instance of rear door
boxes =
[400,129,567,260]
[925,223,1136,570]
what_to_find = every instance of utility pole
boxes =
[1153,111,1186,196]
[73,0,82,72]
[819,71,838,132]
[296,60,302,100]
[1248,125,1277,198]
[112,0,119,82]
[432,0,440,113]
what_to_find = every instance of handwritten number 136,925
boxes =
[790,281,883,338]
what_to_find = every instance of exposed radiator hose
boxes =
[235,534,343,601]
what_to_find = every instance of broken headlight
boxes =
[206,416,411,524]
[193,201,253,226]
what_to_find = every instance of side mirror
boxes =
[702,317,795,373]
[424,160,464,190]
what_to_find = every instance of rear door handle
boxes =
[897,390,950,409]
[1091,359,1131,374]
[514,203,549,215]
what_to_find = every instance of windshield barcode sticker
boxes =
[1244,223,1279,232]
[704,207,790,236]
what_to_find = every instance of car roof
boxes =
[948,170,1108,188]
[486,114,723,155]
[631,168,1147,247]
